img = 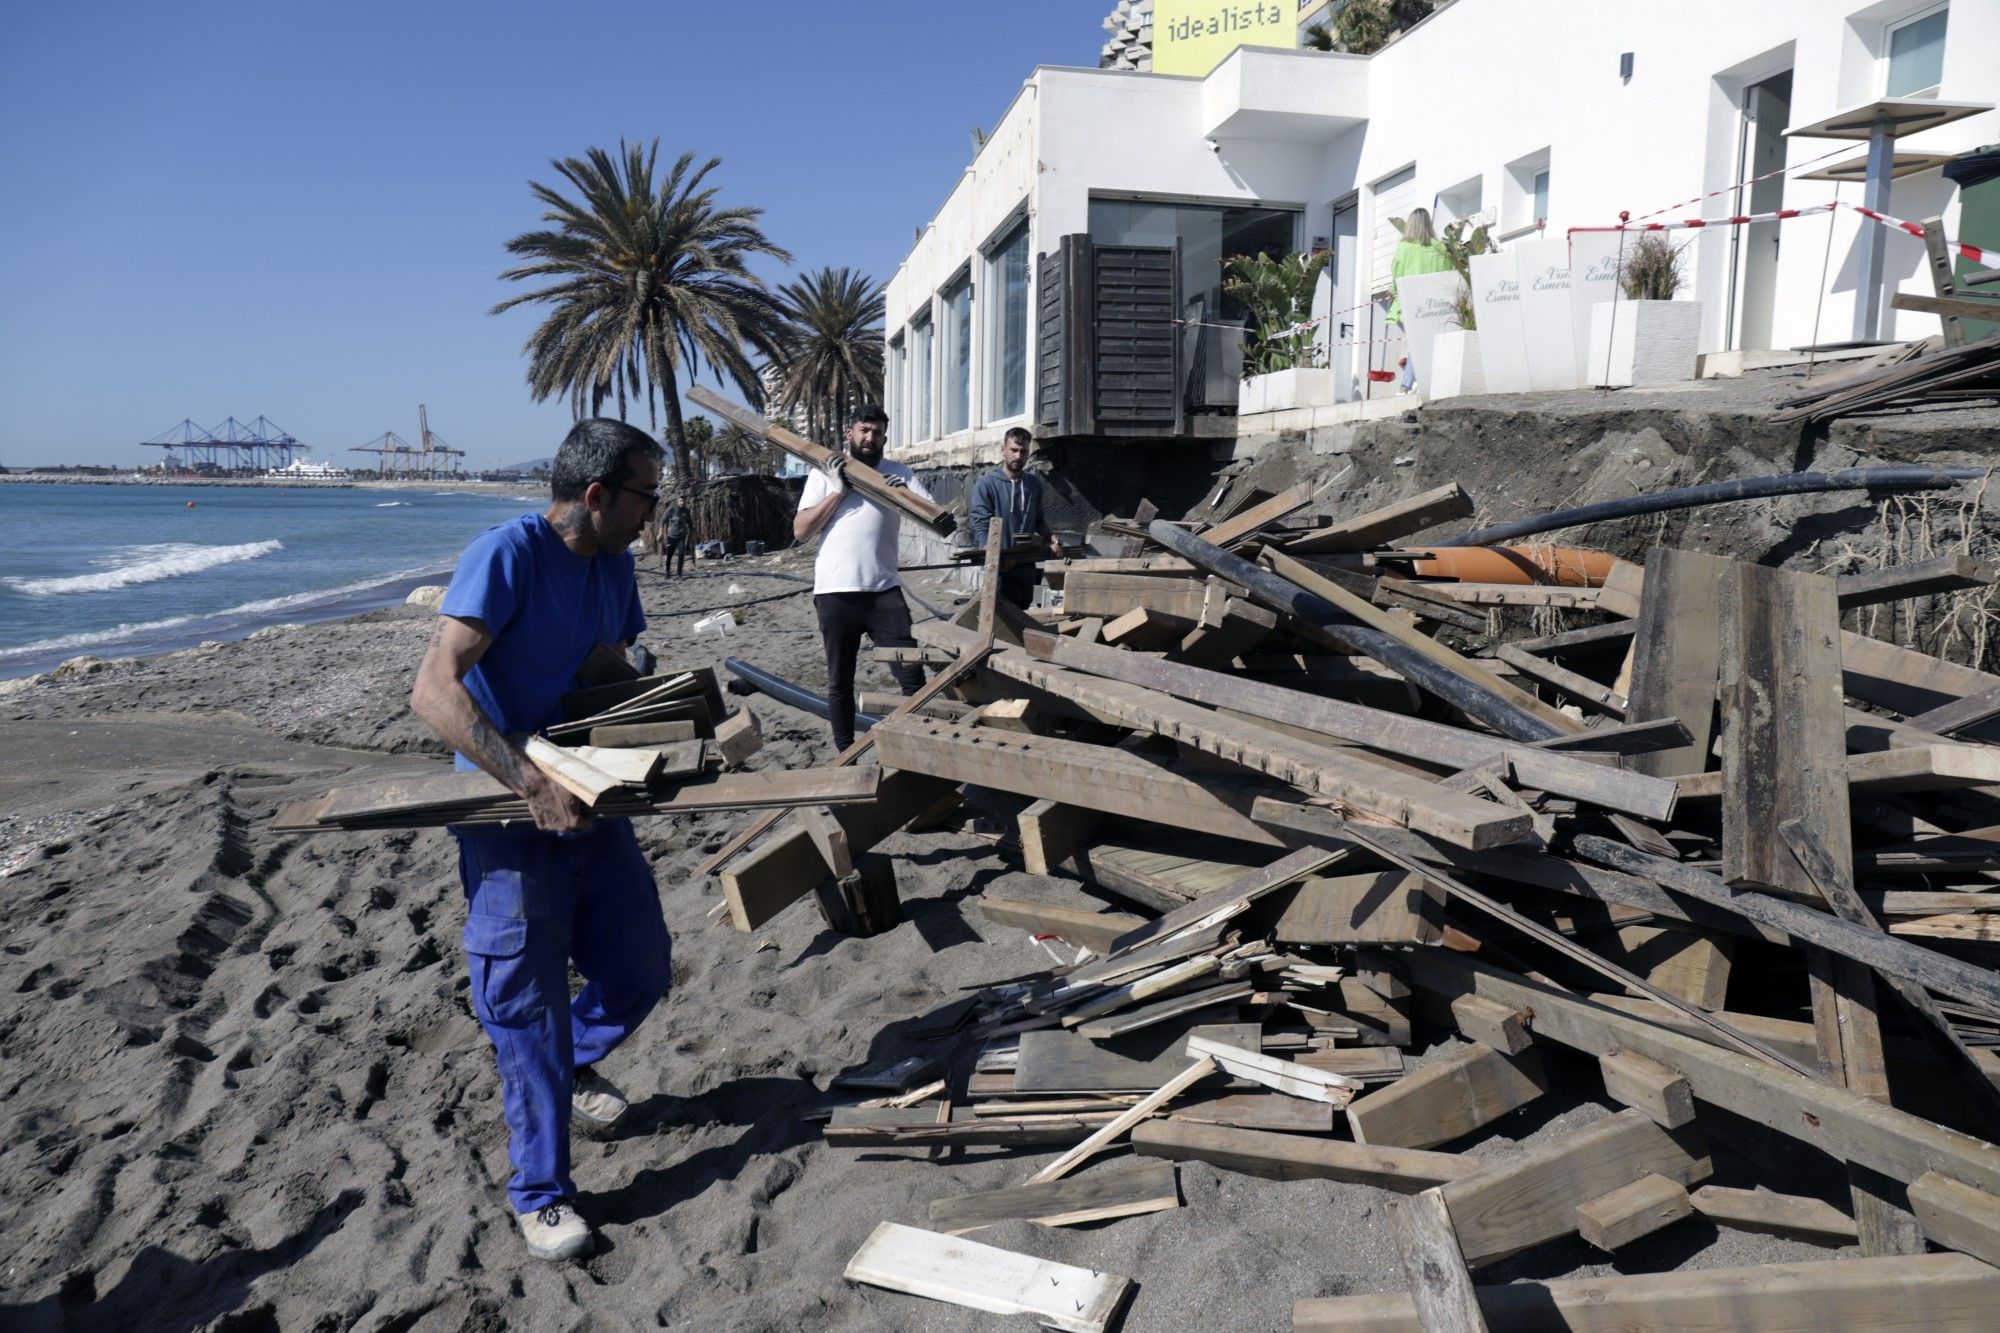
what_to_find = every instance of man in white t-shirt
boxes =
[793,403,934,752]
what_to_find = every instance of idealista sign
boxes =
[1152,0,1293,77]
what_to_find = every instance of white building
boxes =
[884,0,1997,467]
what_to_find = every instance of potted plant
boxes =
[1586,233,1702,387]
[1226,249,1332,414]
[1401,216,1490,399]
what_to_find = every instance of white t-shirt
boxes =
[798,458,933,595]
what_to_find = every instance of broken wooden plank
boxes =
[843,1222,1131,1333]
[1387,1188,1490,1333]
[1449,994,1531,1056]
[977,897,1145,955]
[1907,1171,2000,1268]
[1284,483,1474,554]
[1347,1044,1547,1150]
[1626,548,1730,778]
[1294,1253,2000,1332]
[1013,1023,1256,1094]
[1407,951,2000,1196]
[926,1161,1181,1236]
[1023,631,1677,822]
[984,650,1531,850]
[1200,480,1314,547]
[1688,1185,1859,1246]
[1836,553,1997,609]
[1185,1035,1362,1105]
[711,707,763,768]
[1132,1119,1471,1191]
[1027,1056,1218,1184]
[873,716,1288,849]
[1575,1172,1691,1251]
[1439,1108,1711,1268]
[1598,1049,1695,1128]
[1258,872,1443,946]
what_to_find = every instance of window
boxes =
[984,217,1032,421]
[1437,175,1484,226]
[910,313,934,442]
[1090,196,1302,408]
[1502,147,1551,236]
[886,335,905,447]
[1885,5,1947,97]
[941,272,972,435]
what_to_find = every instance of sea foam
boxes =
[4,540,284,596]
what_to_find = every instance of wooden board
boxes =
[1408,951,2000,1197]
[926,1161,1180,1235]
[1169,1092,1338,1134]
[977,896,1145,955]
[1438,1108,1711,1267]
[1256,871,1442,945]
[1387,1188,1490,1333]
[1023,631,1677,822]
[1132,1119,1472,1191]
[1200,480,1314,547]
[1626,548,1731,778]
[1293,1253,2000,1332]
[1284,483,1474,554]
[872,717,1288,849]
[1688,1185,1859,1246]
[984,651,1531,850]
[1012,1023,1258,1094]
[1018,797,1103,876]
[842,1222,1131,1333]
[1575,1172,1691,1251]
[1347,1044,1547,1150]
[1906,1171,2000,1267]
[1598,1049,1695,1128]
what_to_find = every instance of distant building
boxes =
[892,0,1997,464]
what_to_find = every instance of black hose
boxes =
[1148,520,1561,742]
[1433,466,1989,548]
[722,657,883,731]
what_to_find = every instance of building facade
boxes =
[887,0,1996,467]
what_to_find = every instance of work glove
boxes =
[883,474,908,490]
[821,454,849,495]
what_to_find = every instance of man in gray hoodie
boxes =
[967,427,1062,609]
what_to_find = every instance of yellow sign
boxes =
[1152,1,1293,77]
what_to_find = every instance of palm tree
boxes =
[768,267,886,447]
[491,141,793,492]
[708,421,781,475]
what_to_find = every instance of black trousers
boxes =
[814,588,923,751]
[663,535,689,577]
[999,568,1039,610]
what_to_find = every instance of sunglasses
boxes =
[613,483,660,517]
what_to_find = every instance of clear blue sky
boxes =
[0,1,1103,469]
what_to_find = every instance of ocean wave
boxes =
[374,501,408,508]
[0,561,454,662]
[3,540,284,596]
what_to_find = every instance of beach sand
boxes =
[0,545,1836,1331]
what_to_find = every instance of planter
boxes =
[1238,367,1334,416]
[1429,330,1486,399]
[1586,299,1702,388]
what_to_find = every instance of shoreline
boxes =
[0,472,533,493]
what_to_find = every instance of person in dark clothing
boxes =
[792,404,931,752]
[966,427,1062,609]
[660,497,692,576]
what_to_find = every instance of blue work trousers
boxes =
[454,819,671,1213]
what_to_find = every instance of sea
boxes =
[0,483,546,679]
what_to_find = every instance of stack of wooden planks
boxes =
[698,479,2000,1330]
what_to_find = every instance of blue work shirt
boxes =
[439,513,645,770]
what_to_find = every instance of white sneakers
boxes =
[518,1201,592,1261]
[571,1065,629,1136]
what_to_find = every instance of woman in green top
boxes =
[1388,206,1453,392]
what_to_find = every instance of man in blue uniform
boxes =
[409,418,672,1262]
[966,426,1061,609]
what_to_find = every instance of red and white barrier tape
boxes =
[1626,143,1856,223]
[1569,201,1837,235]
[1571,199,1992,265]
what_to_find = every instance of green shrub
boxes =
[1618,233,1686,301]
[1224,249,1332,378]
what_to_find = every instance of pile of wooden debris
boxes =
[708,479,2000,1331]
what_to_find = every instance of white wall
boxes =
[884,0,1999,449]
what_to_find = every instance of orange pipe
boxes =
[1399,544,1622,587]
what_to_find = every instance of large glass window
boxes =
[941,272,972,435]
[984,218,1032,421]
[910,313,934,442]
[886,335,905,447]
[1089,197,1300,408]
[1886,5,1947,96]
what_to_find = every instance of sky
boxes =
[0,1,1105,470]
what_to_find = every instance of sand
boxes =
[0,544,1843,1332]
